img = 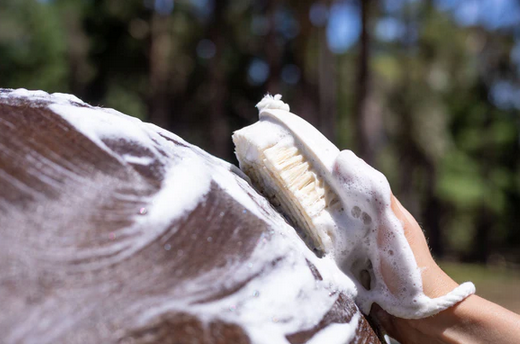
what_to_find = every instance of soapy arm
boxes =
[372,196,520,344]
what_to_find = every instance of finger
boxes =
[390,194,434,267]
[391,195,425,244]
[390,194,459,298]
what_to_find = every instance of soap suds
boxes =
[2,88,85,105]
[135,232,358,344]
[234,94,475,319]
[3,89,364,343]
[331,150,475,318]
[306,316,360,344]
[256,94,290,112]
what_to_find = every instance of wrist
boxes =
[419,295,520,344]
[420,264,459,299]
[414,295,474,343]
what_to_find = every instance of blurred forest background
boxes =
[1,0,519,282]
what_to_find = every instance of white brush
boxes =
[233,94,342,255]
[232,94,476,320]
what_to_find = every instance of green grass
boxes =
[439,261,520,314]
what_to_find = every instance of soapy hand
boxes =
[234,94,520,342]
[331,150,474,319]
[372,195,520,344]
[385,196,459,299]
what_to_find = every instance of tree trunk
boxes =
[149,14,172,129]
[205,0,231,160]
[317,24,337,142]
[354,0,379,164]
[418,0,443,257]
[265,0,282,94]
[422,164,444,257]
[470,84,495,263]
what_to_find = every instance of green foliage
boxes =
[104,83,147,120]
[438,150,485,208]
[0,0,68,91]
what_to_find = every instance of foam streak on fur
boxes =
[1,89,371,343]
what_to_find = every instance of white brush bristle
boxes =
[234,134,340,252]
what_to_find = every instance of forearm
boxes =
[375,293,520,344]
[432,295,520,344]
[377,196,520,344]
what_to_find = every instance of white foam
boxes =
[331,150,475,318]
[234,94,475,319]
[143,226,360,344]
[1,88,85,105]
[306,314,360,344]
[256,94,290,112]
[48,103,152,164]
[44,99,218,268]
[122,154,155,165]
[3,89,363,343]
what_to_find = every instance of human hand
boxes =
[385,195,459,299]
[371,195,520,344]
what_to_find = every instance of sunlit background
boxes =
[1,0,519,312]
